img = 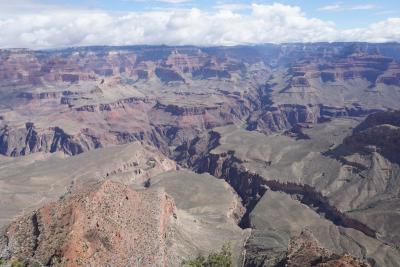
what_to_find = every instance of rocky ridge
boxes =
[283,230,371,267]
[0,180,176,266]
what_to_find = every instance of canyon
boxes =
[0,43,400,266]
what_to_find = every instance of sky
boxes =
[0,0,399,49]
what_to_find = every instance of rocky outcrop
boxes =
[248,104,382,134]
[354,110,400,131]
[289,53,397,85]
[290,76,311,87]
[341,111,400,163]
[377,75,400,86]
[174,130,221,167]
[165,50,209,73]
[17,91,62,100]
[74,97,149,112]
[0,180,177,267]
[283,123,311,140]
[344,124,400,163]
[283,230,371,267]
[155,68,184,83]
[247,104,321,133]
[243,230,371,267]
[0,123,101,156]
[247,105,314,132]
[154,102,218,116]
[61,73,80,83]
[192,68,231,79]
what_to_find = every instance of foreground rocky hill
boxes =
[0,170,248,266]
[0,181,175,266]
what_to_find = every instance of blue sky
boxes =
[0,0,399,48]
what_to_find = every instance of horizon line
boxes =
[1,41,400,52]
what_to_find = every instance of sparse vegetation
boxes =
[143,178,151,188]
[0,258,26,267]
[145,158,157,169]
[10,259,24,267]
[182,244,233,267]
[75,257,83,265]
[347,205,373,213]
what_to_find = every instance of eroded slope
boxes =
[0,180,176,266]
[181,114,400,266]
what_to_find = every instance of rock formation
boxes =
[283,231,370,267]
[0,180,176,267]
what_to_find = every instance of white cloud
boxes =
[0,2,399,49]
[319,3,376,11]
[342,18,400,42]
[319,4,341,11]
[349,4,376,10]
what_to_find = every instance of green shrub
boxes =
[182,244,233,267]
[0,258,25,267]
[10,259,24,267]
